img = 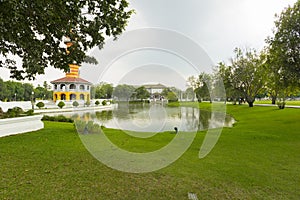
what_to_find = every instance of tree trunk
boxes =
[271,96,276,105]
[248,101,254,107]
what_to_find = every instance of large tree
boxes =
[267,0,300,82]
[230,48,267,107]
[0,0,133,80]
[113,84,135,101]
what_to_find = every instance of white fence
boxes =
[0,115,44,138]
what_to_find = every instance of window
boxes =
[70,84,76,90]
[80,94,85,100]
[80,85,85,90]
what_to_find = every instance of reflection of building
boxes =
[51,40,92,102]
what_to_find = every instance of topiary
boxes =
[57,101,65,109]
[102,100,107,106]
[36,102,45,109]
[95,100,100,106]
[72,101,79,107]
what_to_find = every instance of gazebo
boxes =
[51,39,92,102]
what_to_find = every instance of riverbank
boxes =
[1,103,299,199]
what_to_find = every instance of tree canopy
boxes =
[0,0,133,80]
[267,0,300,82]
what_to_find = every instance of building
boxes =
[51,40,92,102]
[143,83,166,95]
[143,83,167,100]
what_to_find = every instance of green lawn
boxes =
[1,104,300,199]
[254,100,300,106]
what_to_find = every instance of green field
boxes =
[1,104,300,199]
[254,100,300,106]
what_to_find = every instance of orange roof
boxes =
[51,77,92,84]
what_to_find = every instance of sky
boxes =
[0,0,297,90]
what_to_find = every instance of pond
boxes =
[50,102,235,132]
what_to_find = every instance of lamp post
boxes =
[14,93,16,101]
[31,91,35,110]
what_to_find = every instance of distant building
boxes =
[143,83,166,95]
[51,40,92,102]
[143,83,167,100]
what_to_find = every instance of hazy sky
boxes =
[0,0,297,89]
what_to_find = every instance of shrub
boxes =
[95,100,100,106]
[85,99,91,107]
[72,101,79,107]
[36,102,45,109]
[110,99,116,104]
[25,109,34,116]
[277,101,286,109]
[5,107,24,118]
[75,120,101,134]
[102,100,107,106]
[58,101,65,109]
[42,115,73,123]
[0,107,4,119]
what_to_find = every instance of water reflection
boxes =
[52,103,235,132]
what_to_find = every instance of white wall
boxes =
[0,115,44,138]
[0,101,33,112]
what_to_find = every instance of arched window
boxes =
[80,94,85,100]
[54,94,58,101]
[60,84,66,91]
[54,84,57,90]
[70,84,76,90]
[87,86,90,90]
[80,85,85,90]
[70,94,76,101]
[61,94,66,100]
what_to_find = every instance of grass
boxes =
[1,103,300,199]
[254,100,300,106]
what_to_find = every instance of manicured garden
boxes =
[1,103,299,199]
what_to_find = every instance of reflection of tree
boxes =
[95,111,113,122]
[198,110,211,131]
[183,107,199,131]
[112,102,132,120]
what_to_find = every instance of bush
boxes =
[25,109,34,116]
[75,120,101,134]
[277,101,286,109]
[110,99,116,104]
[95,100,100,106]
[72,101,79,107]
[0,107,4,119]
[36,102,45,109]
[85,99,91,107]
[42,115,73,123]
[58,101,65,109]
[5,107,24,118]
[102,100,107,106]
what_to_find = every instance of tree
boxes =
[267,0,300,82]
[0,0,134,80]
[135,86,150,100]
[113,84,135,101]
[230,48,267,107]
[94,82,113,99]
[0,78,8,101]
[23,83,34,101]
[166,91,178,102]
[194,72,212,103]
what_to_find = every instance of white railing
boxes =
[0,115,44,138]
